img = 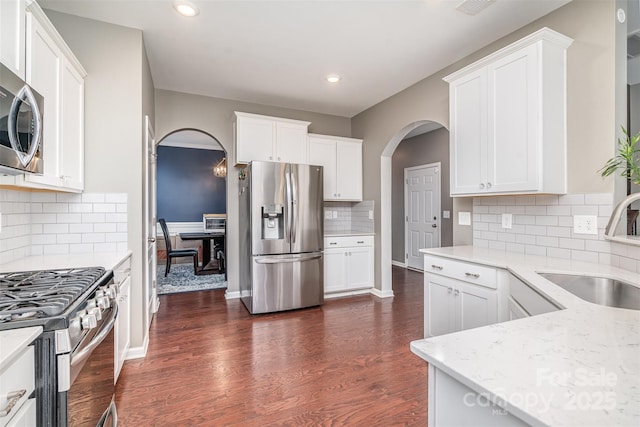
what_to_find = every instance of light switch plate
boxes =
[443,210,450,219]
[458,211,471,226]
[368,210,374,220]
[332,211,338,219]
[501,213,512,229]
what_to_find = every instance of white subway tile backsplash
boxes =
[472,192,639,274]
[0,190,128,264]
[488,241,506,250]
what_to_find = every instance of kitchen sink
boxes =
[538,273,640,311]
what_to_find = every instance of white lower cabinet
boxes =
[324,236,373,295]
[114,255,131,383]
[424,254,507,337]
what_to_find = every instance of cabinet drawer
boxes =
[424,255,497,289]
[0,347,35,427]
[324,236,373,248]
[510,275,559,316]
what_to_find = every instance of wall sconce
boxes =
[213,157,227,178]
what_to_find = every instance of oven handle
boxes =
[71,303,118,369]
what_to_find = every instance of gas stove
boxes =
[0,266,118,426]
[0,267,111,331]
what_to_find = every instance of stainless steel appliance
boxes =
[0,63,44,175]
[0,267,118,426]
[239,161,324,314]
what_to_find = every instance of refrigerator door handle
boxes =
[254,253,322,264]
[290,166,298,244]
[284,166,292,244]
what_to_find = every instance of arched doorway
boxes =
[380,120,449,294]
[154,128,228,293]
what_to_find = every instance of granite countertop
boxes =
[324,232,375,237]
[0,327,42,372]
[411,245,640,426]
[0,250,132,273]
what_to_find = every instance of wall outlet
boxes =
[501,213,512,229]
[324,210,332,219]
[573,215,598,235]
[368,210,374,220]
[458,211,471,226]
[332,211,338,219]
[443,210,450,219]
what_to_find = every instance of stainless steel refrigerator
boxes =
[239,161,324,314]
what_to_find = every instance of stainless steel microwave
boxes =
[0,63,43,175]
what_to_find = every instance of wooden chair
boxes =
[159,218,198,277]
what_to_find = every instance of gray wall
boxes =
[45,10,153,351]
[392,127,452,263]
[154,89,351,296]
[352,0,616,290]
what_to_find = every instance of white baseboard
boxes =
[324,288,371,299]
[126,333,149,360]
[369,288,394,298]
[391,260,406,268]
[225,290,241,300]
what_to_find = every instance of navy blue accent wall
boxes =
[157,146,226,222]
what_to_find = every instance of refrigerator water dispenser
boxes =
[262,204,284,240]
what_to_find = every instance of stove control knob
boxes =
[106,285,118,299]
[88,306,102,321]
[86,299,97,310]
[80,312,97,330]
[96,290,106,298]
[97,296,111,310]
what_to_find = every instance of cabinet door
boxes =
[308,137,337,200]
[323,248,346,293]
[25,13,62,187]
[425,275,455,337]
[346,246,373,289]
[336,140,362,200]
[487,45,539,193]
[236,116,274,163]
[449,69,487,195]
[455,281,498,332]
[0,0,25,79]
[276,121,307,164]
[59,58,84,191]
[115,276,131,382]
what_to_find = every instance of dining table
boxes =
[178,231,225,276]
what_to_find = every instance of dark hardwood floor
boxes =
[115,266,427,426]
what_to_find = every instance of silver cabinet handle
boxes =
[148,237,156,243]
[329,242,337,245]
[454,289,460,296]
[357,241,364,244]
[465,272,480,279]
[269,156,273,160]
[431,224,437,228]
[0,389,26,417]
[447,287,453,294]
[479,183,485,189]
[431,264,443,270]
[487,182,492,189]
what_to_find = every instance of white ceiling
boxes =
[40,0,570,118]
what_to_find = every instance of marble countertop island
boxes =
[411,246,640,426]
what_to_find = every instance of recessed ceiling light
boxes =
[326,74,341,83]
[174,1,200,17]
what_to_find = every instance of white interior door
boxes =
[144,115,159,323]
[405,163,441,270]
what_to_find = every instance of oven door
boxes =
[66,304,118,427]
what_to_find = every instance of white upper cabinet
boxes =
[234,112,310,165]
[445,28,573,197]
[308,133,362,201]
[0,0,26,79]
[1,3,86,192]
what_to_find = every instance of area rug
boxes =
[156,264,227,295]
